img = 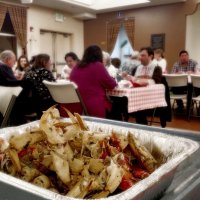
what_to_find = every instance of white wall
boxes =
[186,4,200,64]
[25,5,84,60]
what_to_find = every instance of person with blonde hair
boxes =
[153,48,167,73]
[102,51,119,78]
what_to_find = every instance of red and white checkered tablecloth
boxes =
[107,84,167,113]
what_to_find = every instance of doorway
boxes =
[40,29,72,74]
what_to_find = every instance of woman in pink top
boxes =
[70,45,117,118]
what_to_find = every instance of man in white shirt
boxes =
[124,47,162,86]
[123,47,162,125]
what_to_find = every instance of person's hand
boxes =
[137,75,150,79]
[121,72,134,81]
[121,71,128,78]
[15,71,24,80]
[138,79,147,85]
[134,78,149,86]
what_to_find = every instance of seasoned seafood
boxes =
[0,106,160,199]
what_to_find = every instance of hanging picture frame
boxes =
[151,33,165,50]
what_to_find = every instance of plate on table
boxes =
[118,80,132,88]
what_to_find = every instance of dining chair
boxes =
[43,80,88,115]
[164,74,188,110]
[0,86,23,128]
[188,74,200,119]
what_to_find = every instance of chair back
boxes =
[43,80,88,115]
[0,86,23,127]
[191,74,200,88]
[164,74,188,87]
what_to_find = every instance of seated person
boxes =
[61,52,79,79]
[171,50,199,111]
[111,57,121,69]
[172,50,198,74]
[103,51,119,79]
[152,48,167,73]
[0,50,33,125]
[121,51,141,75]
[122,47,163,125]
[23,54,56,117]
[0,50,17,83]
[123,47,162,86]
[14,55,30,80]
[70,45,117,118]
[111,57,122,82]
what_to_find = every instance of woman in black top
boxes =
[24,54,56,116]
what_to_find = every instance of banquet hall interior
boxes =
[1,0,200,132]
[1,1,200,200]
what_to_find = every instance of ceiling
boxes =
[4,0,186,19]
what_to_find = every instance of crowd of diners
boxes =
[0,45,199,127]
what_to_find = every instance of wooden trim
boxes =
[40,29,72,37]
[0,1,28,8]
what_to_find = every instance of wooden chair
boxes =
[43,80,88,115]
[0,86,23,128]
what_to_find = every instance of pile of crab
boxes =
[0,106,158,199]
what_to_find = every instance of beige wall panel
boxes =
[84,1,199,72]
[26,5,84,59]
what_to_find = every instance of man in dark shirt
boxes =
[172,50,198,73]
[171,50,199,111]
[0,50,34,125]
[0,50,17,85]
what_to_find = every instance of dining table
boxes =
[107,84,167,113]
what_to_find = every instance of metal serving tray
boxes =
[0,117,199,200]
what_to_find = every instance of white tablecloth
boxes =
[107,84,167,113]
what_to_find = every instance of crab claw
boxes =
[40,106,66,144]
[51,151,70,184]
[8,149,21,172]
[128,133,157,173]
[105,159,122,193]
[67,177,91,198]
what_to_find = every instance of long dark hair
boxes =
[16,55,29,71]
[154,49,164,58]
[33,54,50,68]
[78,45,103,67]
